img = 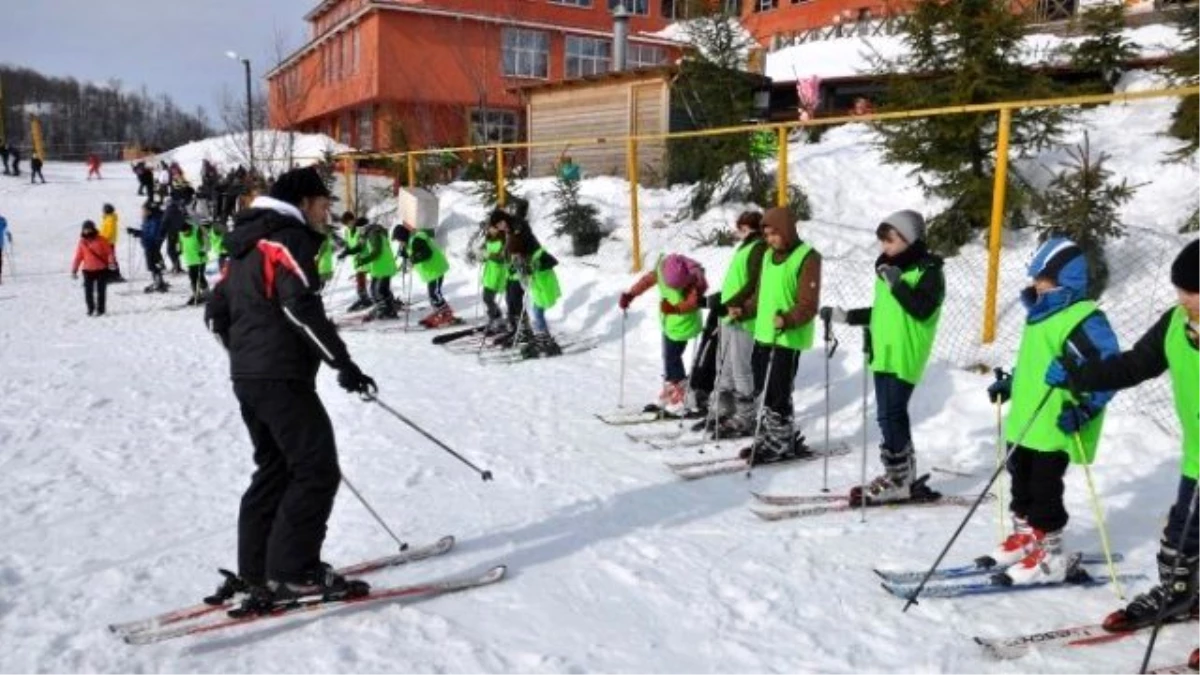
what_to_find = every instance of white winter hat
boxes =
[880,210,925,244]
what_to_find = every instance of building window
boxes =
[753,0,778,11]
[502,28,549,78]
[340,111,353,146]
[551,0,593,6]
[565,35,611,78]
[628,43,667,69]
[724,0,741,14]
[608,0,649,15]
[470,109,519,145]
[358,106,374,150]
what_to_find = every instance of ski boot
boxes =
[998,528,1070,585]
[347,297,372,313]
[524,332,562,358]
[204,568,250,606]
[229,564,369,618]
[1103,542,1199,632]
[974,515,1036,570]
[425,306,458,328]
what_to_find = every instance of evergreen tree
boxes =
[872,0,1068,254]
[1166,8,1198,161]
[1069,2,1138,90]
[1031,133,1136,298]
[551,174,604,256]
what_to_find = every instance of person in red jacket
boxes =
[87,154,102,180]
[71,220,116,316]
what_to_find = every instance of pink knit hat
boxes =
[661,254,705,291]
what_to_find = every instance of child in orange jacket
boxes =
[71,220,117,316]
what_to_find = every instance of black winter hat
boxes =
[392,225,410,242]
[269,166,334,206]
[1172,240,1199,293]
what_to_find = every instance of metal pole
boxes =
[618,310,628,409]
[340,475,408,551]
[821,315,838,492]
[860,327,870,522]
[982,107,1011,344]
[244,59,254,175]
[627,137,642,273]
[776,126,788,207]
[994,367,1008,543]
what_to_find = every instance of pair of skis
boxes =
[876,551,1144,599]
[110,536,506,645]
[749,488,991,521]
[973,615,1196,662]
[665,441,853,480]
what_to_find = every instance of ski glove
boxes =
[987,373,1012,404]
[660,299,679,315]
[819,306,848,324]
[1057,403,1095,434]
[1044,358,1074,389]
[876,264,902,288]
[618,292,634,310]
[337,362,378,396]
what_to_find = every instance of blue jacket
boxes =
[0,216,9,250]
[140,212,164,251]
[1020,237,1120,411]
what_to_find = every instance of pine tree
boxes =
[1031,133,1136,298]
[1166,8,1198,161]
[1069,2,1138,90]
[873,0,1069,254]
[551,174,604,256]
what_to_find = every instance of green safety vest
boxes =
[408,230,448,284]
[656,256,702,342]
[482,238,508,293]
[179,227,206,267]
[360,230,397,279]
[869,266,942,385]
[753,243,815,350]
[208,229,225,260]
[318,235,335,279]
[1164,306,1199,479]
[719,238,763,329]
[529,248,561,310]
[1006,300,1106,464]
[346,228,367,273]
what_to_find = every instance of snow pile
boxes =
[765,22,1186,80]
[643,17,757,66]
[151,131,353,182]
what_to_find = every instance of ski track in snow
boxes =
[1,90,1197,673]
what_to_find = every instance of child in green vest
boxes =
[983,236,1120,585]
[482,211,511,335]
[393,223,454,328]
[337,212,372,311]
[179,219,209,305]
[713,210,768,437]
[740,207,822,464]
[507,219,563,357]
[619,253,707,416]
[205,220,229,271]
[350,223,398,320]
[1045,240,1198,629]
[821,210,945,503]
[317,230,336,288]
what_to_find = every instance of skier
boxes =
[618,252,708,416]
[70,220,117,317]
[179,219,209,304]
[30,155,45,184]
[203,166,377,613]
[738,206,822,464]
[481,211,511,335]
[394,222,455,327]
[822,210,945,502]
[10,147,20,176]
[86,153,102,180]
[349,221,398,320]
[983,236,1120,585]
[161,196,186,274]
[134,162,155,198]
[711,210,768,437]
[1046,239,1198,634]
[337,213,373,311]
[506,218,562,357]
[127,202,169,293]
[0,143,9,175]
[0,212,12,284]
[99,204,125,282]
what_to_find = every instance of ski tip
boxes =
[482,565,508,583]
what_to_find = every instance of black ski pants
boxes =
[1006,446,1070,533]
[1165,476,1199,556]
[187,264,208,297]
[689,304,721,395]
[82,270,108,315]
[752,343,801,420]
[483,288,502,320]
[165,231,182,272]
[875,372,915,452]
[234,379,341,585]
[427,276,446,309]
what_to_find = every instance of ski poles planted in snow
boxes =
[859,328,871,522]
[363,393,494,481]
[746,330,781,478]
[900,387,1055,612]
[340,474,408,551]
[994,367,1008,543]
[1075,432,1123,600]
[821,312,839,493]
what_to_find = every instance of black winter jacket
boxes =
[205,198,352,382]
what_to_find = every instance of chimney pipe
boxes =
[612,4,629,72]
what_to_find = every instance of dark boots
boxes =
[1104,541,1198,631]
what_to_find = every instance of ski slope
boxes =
[0,88,1196,672]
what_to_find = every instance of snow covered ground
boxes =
[0,86,1196,672]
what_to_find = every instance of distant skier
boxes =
[9,147,20,176]
[29,155,45,184]
[982,237,1120,585]
[1045,240,1198,634]
[0,212,12,284]
[86,153,102,180]
[99,203,125,282]
[394,222,455,327]
[70,220,116,317]
[506,217,562,358]
[0,143,9,175]
[203,166,377,614]
[126,202,169,293]
[161,197,186,274]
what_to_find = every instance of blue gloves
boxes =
[1045,358,1070,387]
[1057,403,1094,433]
[987,372,1012,404]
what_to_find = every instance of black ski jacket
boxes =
[205,197,352,382]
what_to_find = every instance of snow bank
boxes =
[151,130,353,182]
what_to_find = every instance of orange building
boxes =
[267,0,684,152]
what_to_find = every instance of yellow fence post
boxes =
[983,107,1013,345]
[406,153,416,188]
[776,126,789,208]
[627,138,642,273]
[496,146,506,208]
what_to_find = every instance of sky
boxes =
[0,0,310,118]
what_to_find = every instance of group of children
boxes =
[624,205,1198,642]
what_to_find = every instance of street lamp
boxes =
[226,51,253,174]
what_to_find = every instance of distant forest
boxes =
[0,65,214,161]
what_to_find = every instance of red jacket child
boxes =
[72,221,116,274]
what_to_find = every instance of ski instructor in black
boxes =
[204,166,377,613]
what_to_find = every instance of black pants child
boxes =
[82,270,108,315]
[875,372,915,452]
[1166,476,1199,556]
[370,276,396,316]
[187,264,208,300]
[427,277,446,309]
[1006,448,1071,533]
[166,231,182,273]
[234,379,341,585]
[30,167,45,184]
[752,343,801,419]
[483,288,502,320]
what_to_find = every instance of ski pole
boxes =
[618,309,628,409]
[746,331,781,478]
[363,393,494,481]
[1075,433,1123,600]
[994,367,1008,543]
[901,387,1056,612]
[860,327,871,522]
[402,264,412,332]
[701,326,729,455]
[1139,484,1199,674]
[821,313,839,492]
[340,474,408,551]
